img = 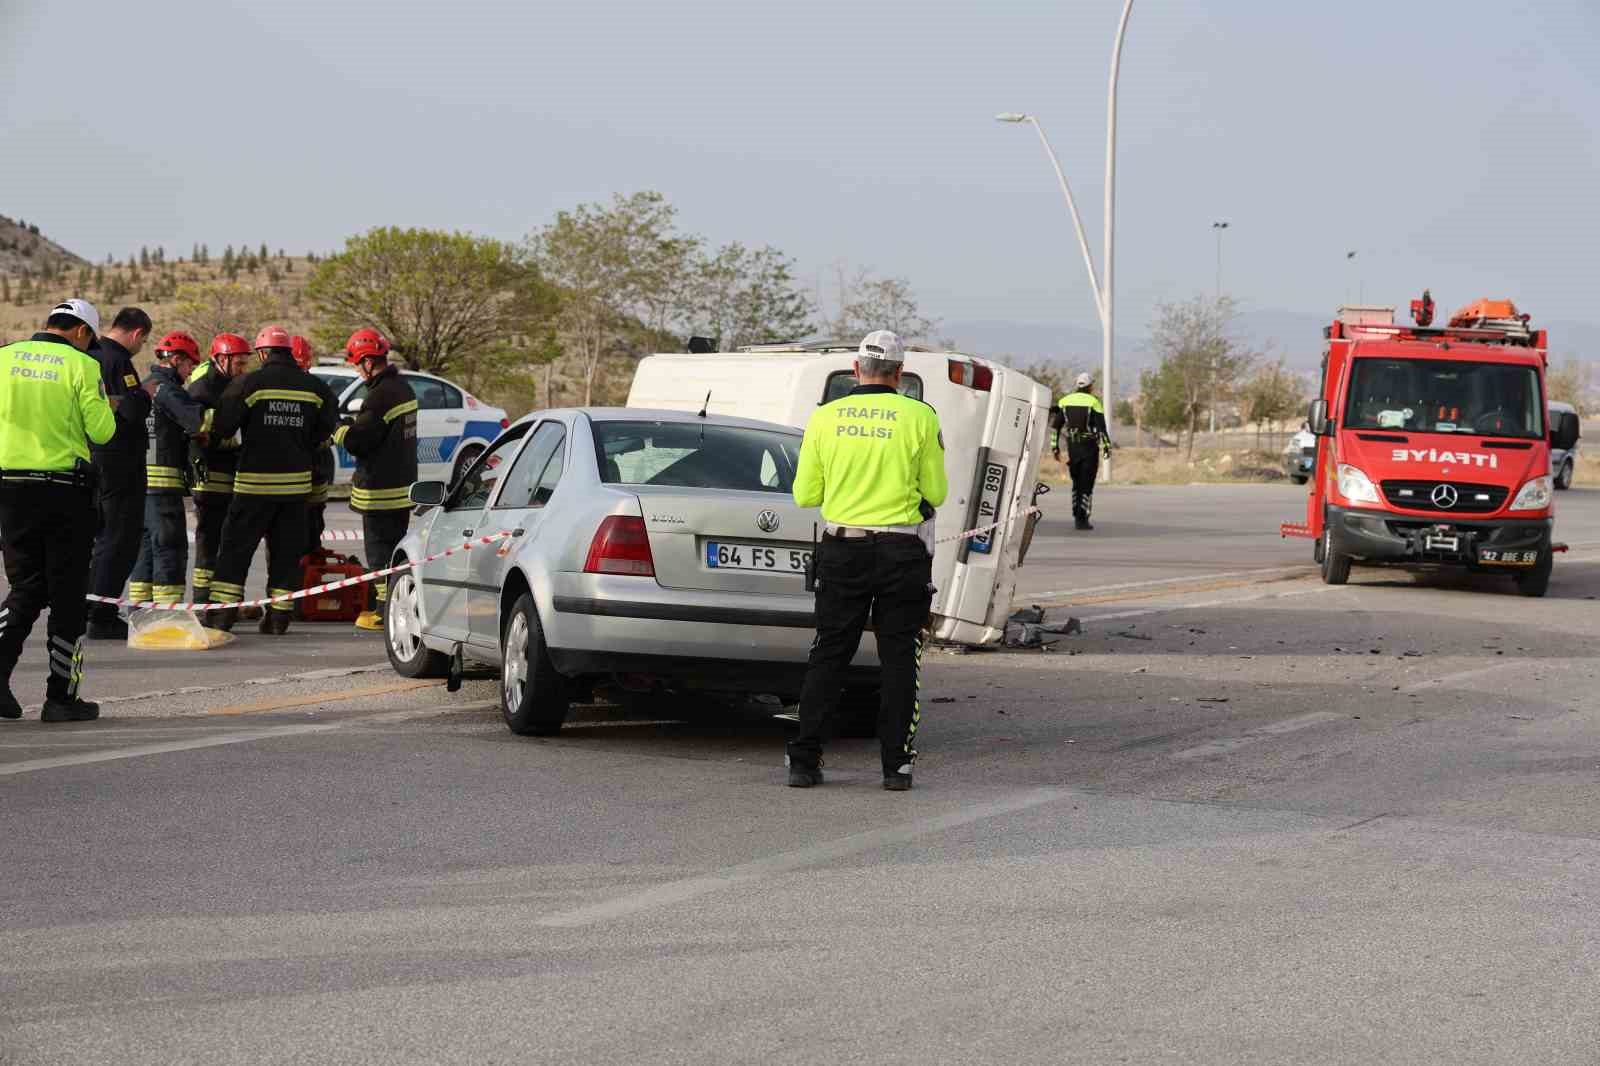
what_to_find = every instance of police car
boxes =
[309,366,508,487]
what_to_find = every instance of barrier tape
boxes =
[185,528,364,544]
[86,532,515,613]
[89,502,1051,614]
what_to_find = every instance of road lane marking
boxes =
[0,707,444,777]
[1020,566,1309,603]
[536,786,1070,928]
[1171,711,1343,761]
[1402,661,1528,693]
[207,679,442,716]
[1080,582,1340,624]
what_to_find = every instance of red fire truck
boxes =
[1282,294,1576,597]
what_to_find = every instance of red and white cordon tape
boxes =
[184,528,364,544]
[935,506,1042,546]
[86,531,515,613]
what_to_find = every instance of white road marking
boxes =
[1081,582,1340,624]
[0,707,442,777]
[536,786,1070,928]
[1019,566,1307,601]
[1171,711,1343,761]
[1402,661,1529,693]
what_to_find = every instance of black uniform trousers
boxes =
[1067,444,1100,520]
[209,496,307,613]
[361,509,410,611]
[191,492,230,603]
[0,481,95,700]
[87,467,146,622]
[130,494,189,604]
[788,532,934,776]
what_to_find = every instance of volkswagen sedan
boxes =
[383,409,879,734]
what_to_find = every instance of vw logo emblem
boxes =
[1430,483,1459,509]
[755,509,781,533]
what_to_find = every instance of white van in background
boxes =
[627,342,1053,644]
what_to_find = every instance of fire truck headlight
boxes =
[1509,476,1553,512]
[1336,464,1379,504]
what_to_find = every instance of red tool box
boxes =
[296,548,368,622]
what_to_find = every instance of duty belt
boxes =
[826,524,921,541]
[0,468,93,488]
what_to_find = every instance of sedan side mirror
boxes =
[345,398,364,414]
[409,480,447,507]
[1308,398,1330,436]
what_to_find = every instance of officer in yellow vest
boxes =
[1052,372,1112,530]
[787,330,948,791]
[0,299,117,722]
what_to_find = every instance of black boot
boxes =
[786,758,824,788]
[259,608,291,635]
[210,607,238,633]
[87,613,129,641]
[0,685,21,720]
[1075,516,1093,531]
[41,697,100,723]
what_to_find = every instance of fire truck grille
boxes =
[1380,480,1507,514]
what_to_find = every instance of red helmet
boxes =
[209,333,250,358]
[290,335,315,370]
[254,324,293,351]
[344,327,390,364]
[154,331,200,361]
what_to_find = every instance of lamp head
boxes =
[995,112,1029,123]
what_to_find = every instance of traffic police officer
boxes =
[1052,372,1111,531]
[206,326,339,633]
[183,333,252,603]
[86,307,153,639]
[291,336,337,553]
[787,330,948,791]
[332,329,418,632]
[127,332,212,605]
[0,299,116,722]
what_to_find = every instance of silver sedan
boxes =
[383,409,880,735]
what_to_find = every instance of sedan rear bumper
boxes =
[545,647,877,696]
[552,595,814,629]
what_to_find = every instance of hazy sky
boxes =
[5,0,1598,335]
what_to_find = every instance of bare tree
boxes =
[823,266,938,343]
[1239,357,1306,450]
[1547,357,1595,416]
[1145,296,1253,458]
[686,242,814,350]
[171,281,284,339]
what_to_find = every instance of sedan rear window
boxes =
[593,420,801,494]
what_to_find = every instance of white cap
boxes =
[50,298,100,335]
[1075,371,1093,389]
[858,329,905,364]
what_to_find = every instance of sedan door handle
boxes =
[445,417,463,424]
[462,529,474,537]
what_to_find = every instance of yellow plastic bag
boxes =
[126,609,235,651]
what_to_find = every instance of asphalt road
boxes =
[3,485,1599,1064]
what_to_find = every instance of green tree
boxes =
[1145,296,1252,458]
[684,242,814,350]
[306,226,541,382]
[259,242,269,262]
[527,191,695,405]
[1239,357,1306,449]
[826,266,938,343]
[199,243,210,266]
[171,281,283,339]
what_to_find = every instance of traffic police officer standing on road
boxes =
[206,325,339,634]
[332,329,418,633]
[787,330,947,791]
[127,332,212,606]
[1052,372,1112,531]
[86,307,153,640]
[184,333,252,604]
[0,299,116,722]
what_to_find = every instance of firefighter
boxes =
[86,307,153,640]
[205,325,339,634]
[126,333,212,606]
[1052,372,1112,531]
[332,329,417,632]
[786,330,948,791]
[292,336,336,554]
[0,299,116,722]
[184,333,252,603]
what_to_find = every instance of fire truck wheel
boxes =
[1514,548,1552,598]
[1319,526,1351,585]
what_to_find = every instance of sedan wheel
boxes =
[500,592,570,736]
[386,571,448,678]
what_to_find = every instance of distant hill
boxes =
[0,214,87,276]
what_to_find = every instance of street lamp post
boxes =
[1210,220,1229,433]
[997,0,1134,481]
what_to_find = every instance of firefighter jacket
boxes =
[185,359,242,496]
[0,332,115,474]
[332,366,418,512]
[793,384,947,528]
[1054,390,1110,455]
[210,352,340,498]
[144,362,213,494]
[87,336,152,480]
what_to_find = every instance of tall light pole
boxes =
[1209,220,1229,432]
[996,0,1135,480]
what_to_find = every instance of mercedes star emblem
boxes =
[1430,484,1459,509]
[756,509,781,533]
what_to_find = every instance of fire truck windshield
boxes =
[1343,359,1544,439]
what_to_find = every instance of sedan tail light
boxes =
[583,516,655,577]
[947,359,994,391]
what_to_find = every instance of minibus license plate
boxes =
[706,542,811,574]
[969,462,1008,555]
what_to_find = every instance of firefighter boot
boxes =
[210,607,238,633]
[260,606,292,636]
[354,610,384,632]
[0,684,21,720]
